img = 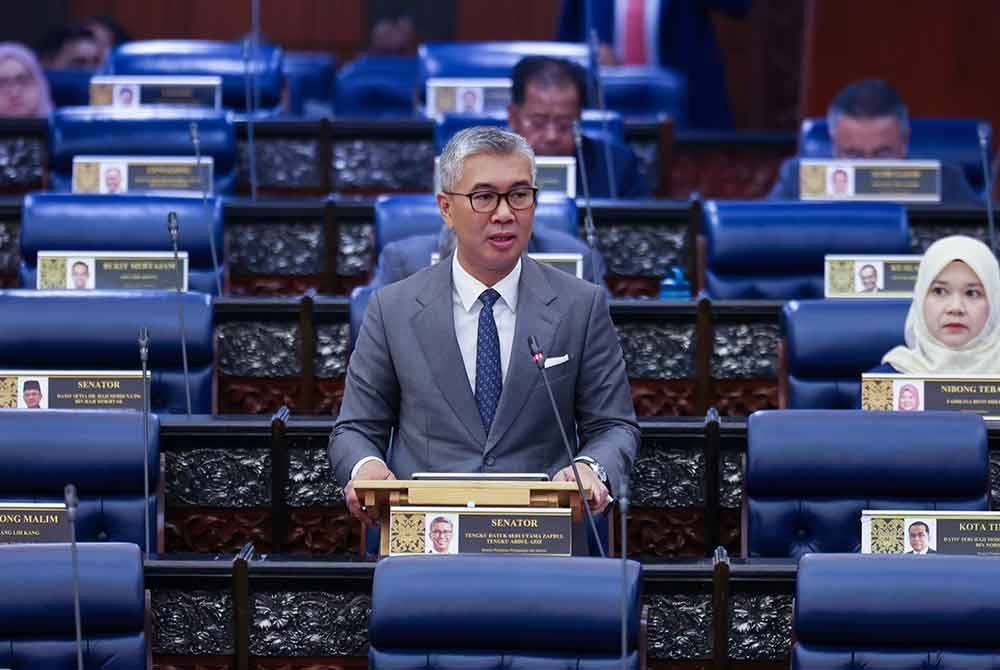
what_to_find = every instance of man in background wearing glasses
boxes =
[330,126,639,537]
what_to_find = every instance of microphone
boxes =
[979,123,997,256]
[588,27,618,199]
[138,327,152,554]
[619,474,630,670]
[65,483,84,670]
[527,335,605,558]
[189,122,223,296]
[167,213,193,417]
[242,37,259,200]
[573,121,603,288]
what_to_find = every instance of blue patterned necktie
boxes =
[475,288,502,434]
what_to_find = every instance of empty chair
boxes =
[745,410,988,558]
[20,192,224,295]
[700,201,911,299]
[600,65,687,125]
[334,54,418,118]
[0,290,214,414]
[781,299,909,408]
[44,68,92,107]
[283,50,336,116]
[0,410,159,551]
[433,108,626,153]
[370,555,644,669]
[794,553,1000,670]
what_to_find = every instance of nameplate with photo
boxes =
[426,77,512,119]
[388,506,572,556]
[862,373,1000,418]
[37,251,188,291]
[0,503,71,544]
[0,371,146,411]
[90,75,222,110]
[862,510,1000,556]
[799,159,941,202]
[536,156,577,197]
[824,254,921,298]
[430,252,583,279]
[72,156,213,196]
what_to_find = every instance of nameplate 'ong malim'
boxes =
[863,510,1000,556]
[0,371,146,411]
[37,251,189,291]
[388,506,572,556]
[824,254,920,298]
[799,158,941,203]
[0,503,71,544]
[89,75,222,110]
[72,155,213,197]
[862,373,1000,418]
[425,77,512,120]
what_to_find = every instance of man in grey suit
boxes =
[330,126,639,526]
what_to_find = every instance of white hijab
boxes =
[883,235,1000,374]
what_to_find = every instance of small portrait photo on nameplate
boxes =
[426,77,512,119]
[862,510,1000,556]
[72,156,213,197]
[800,159,941,202]
[0,370,146,411]
[37,251,188,291]
[536,156,577,197]
[90,75,222,110]
[388,506,572,556]
[0,502,71,544]
[862,373,1000,418]
[824,254,921,298]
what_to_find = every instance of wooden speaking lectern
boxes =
[353,480,590,557]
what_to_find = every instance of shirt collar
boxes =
[452,251,521,313]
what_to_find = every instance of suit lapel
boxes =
[486,257,560,452]
[412,257,487,445]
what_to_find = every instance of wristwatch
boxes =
[576,457,608,484]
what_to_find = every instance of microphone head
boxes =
[64,483,78,509]
[138,326,150,350]
[979,123,990,145]
[572,120,583,147]
[189,121,199,143]
[527,336,545,368]
[167,212,179,238]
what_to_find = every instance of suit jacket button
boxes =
[485,456,496,466]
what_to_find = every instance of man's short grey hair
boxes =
[430,516,453,528]
[826,78,909,140]
[438,126,536,193]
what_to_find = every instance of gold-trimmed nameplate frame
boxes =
[800,159,941,202]
[389,506,572,556]
[0,503,71,544]
[38,251,189,291]
[72,155,213,196]
[89,75,222,110]
[0,370,146,411]
[862,373,1000,418]
[824,254,920,298]
[863,510,1000,556]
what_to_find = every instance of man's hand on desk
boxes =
[553,463,609,513]
[346,460,397,527]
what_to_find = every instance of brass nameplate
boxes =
[824,254,921,298]
[72,156,213,196]
[89,75,222,110]
[536,157,577,197]
[0,371,146,411]
[38,251,188,291]
[863,510,1000,555]
[0,503,71,544]
[800,159,941,202]
[389,506,572,556]
[862,373,1000,418]
[426,77,512,120]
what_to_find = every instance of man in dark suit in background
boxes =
[769,79,982,205]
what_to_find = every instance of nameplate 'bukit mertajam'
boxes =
[37,251,188,291]
[388,506,572,556]
[862,373,1000,418]
[0,371,146,411]
[0,503,71,544]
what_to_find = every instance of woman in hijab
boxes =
[0,43,52,118]
[879,235,1000,374]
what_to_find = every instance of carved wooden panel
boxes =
[253,660,368,670]
[607,275,662,299]
[228,275,326,296]
[315,378,347,416]
[630,379,699,417]
[218,377,304,415]
[154,655,234,670]
[623,507,740,558]
[668,146,788,199]
[709,379,779,416]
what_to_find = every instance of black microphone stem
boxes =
[167,213,193,416]
[189,122,223,296]
[574,122,602,288]
[65,483,84,670]
[138,327,151,554]
[979,124,997,256]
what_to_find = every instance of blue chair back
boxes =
[48,107,237,194]
[0,290,214,414]
[0,543,147,668]
[370,555,642,669]
[702,201,911,299]
[107,39,284,112]
[44,68,92,107]
[418,41,590,93]
[434,109,625,152]
[283,50,336,116]
[799,117,992,194]
[20,193,224,295]
[782,299,909,408]
[350,284,376,349]
[334,55,418,118]
[600,65,687,125]
[0,410,159,551]
[794,553,1000,670]
[745,410,988,558]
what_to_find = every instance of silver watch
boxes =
[586,459,608,484]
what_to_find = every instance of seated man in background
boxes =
[507,56,650,199]
[769,78,981,205]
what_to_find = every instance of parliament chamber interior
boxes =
[1,1,1000,669]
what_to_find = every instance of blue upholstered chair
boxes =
[107,39,284,113]
[418,41,589,91]
[20,193,224,295]
[600,65,687,125]
[800,117,992,195]
[700,201,911,299]
[781,299,909,409]
[433,109,626,153]
[44,68,92,107]
[370,555,644,669]
[373,193,578,255]
[0,410,159,551]
[794,553,1000,669]
[349,284,375,350]
[48,107,237,194]
[283,50,336,116]
[0,290,214,414]
[334,54,418,118]
[0,542,148,669]
[745,410,989,558]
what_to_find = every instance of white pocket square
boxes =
[544,354,570,369]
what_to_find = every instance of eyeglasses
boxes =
[443,187,538,213]
[522,115,576,133]
[430,529,453,536]
[0,73,33,91]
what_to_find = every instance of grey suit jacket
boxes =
[329,253,639,495]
